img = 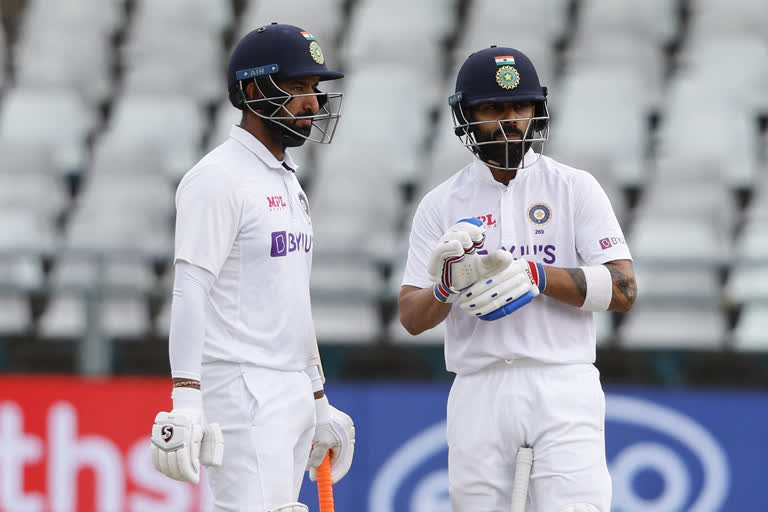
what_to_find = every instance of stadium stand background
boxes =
[0,0,767,388]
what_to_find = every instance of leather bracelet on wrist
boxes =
[172,380,200,389]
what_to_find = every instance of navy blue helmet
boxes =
[228,23,344,145]
[449,46,549,170]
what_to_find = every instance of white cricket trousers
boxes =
[447,359,612,512]
[201,362,316,512]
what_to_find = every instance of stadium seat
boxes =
[312,300,380,345]
[130,0,232,39]
[310,257,381,299]
[628,215,727,266]
[100,296,152,339]
[237,0,345,49]
[13,0,122,103]
[547,66,651,187]
[724,265,768,306]
[0,171,69,219]
[49,257,157,295]
[655,76,761,187]
[731,303,768,352]
[686,0,768,42]
[38,294,87,339]
[0,294,31,335]
[632,264,722,307]
[618,302,728,350]
[633,178,737,239]
[0,87,94,175]
[341,0,457,76]
[575,0,679,46]
[97,93,205,179]
[0,209,56,291]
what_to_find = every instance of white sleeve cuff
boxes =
[169,261,216,381]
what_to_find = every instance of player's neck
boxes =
[488,166,518,186]
[240,114,285,161]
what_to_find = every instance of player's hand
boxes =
[458,250,546,320]
[308,395,355,484]
[151,388,224,484]
[427,217,486,302]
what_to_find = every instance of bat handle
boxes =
[317,453,335,512]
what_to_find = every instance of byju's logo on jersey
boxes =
[599,236,626,250]
[270,231,312,257]
[528,203,551,225]
[267,195,287,211]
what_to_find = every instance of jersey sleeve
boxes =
[574,172,632,265]
[401,195,444,289]
[174,167,241,277]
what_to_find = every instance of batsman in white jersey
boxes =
[148,24,355,512]
[399,47,636,512]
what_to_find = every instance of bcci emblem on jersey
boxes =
[528,203,552,225]
[298,191,310,218]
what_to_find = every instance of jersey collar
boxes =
[229,125,300,172]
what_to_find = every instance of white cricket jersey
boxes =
[174,125,315,371]
[402,152,632,375]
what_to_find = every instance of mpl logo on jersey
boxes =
[266,195,287,211]
[270,230,312,257]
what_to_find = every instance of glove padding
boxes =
[308,397,355,484]
[151,391,224,484]
[458,251,543,320]
[427,218,486,302]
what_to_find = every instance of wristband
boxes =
[580,264,613,312]
[304,365,324,393]
[433,283,458,303]
[526,261,547,292]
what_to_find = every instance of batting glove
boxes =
[308,395,356,484]
[458,250,547,320]
[151,387,224,484]
[427,217,486,302]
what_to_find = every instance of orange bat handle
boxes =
[317,453,334,512]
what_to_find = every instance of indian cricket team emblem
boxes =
[298,191,311,218]
[309,41,325,64]
[496,65,520,90]
[528,203,551,225]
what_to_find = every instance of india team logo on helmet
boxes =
[496,66,520,90]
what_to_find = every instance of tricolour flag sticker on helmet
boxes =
[494,56,516,66]
[301,31,315,41]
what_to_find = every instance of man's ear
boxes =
[245,81,259,101]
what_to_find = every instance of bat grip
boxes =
[317,453,335,512]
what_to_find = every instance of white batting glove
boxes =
[308,395,355,484]
[427,217,486,302]
[458,250,547,320]
[151,387,224,484]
